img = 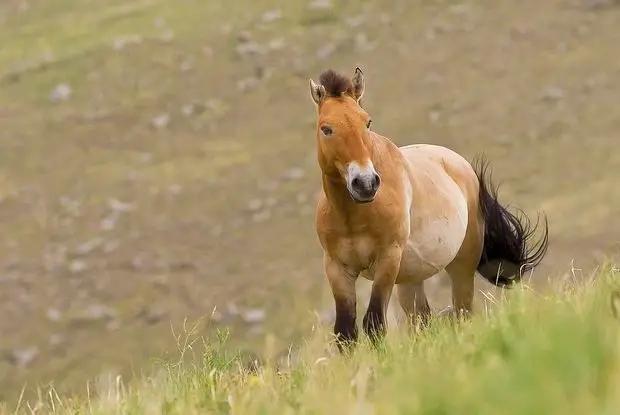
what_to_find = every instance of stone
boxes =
[247,199,263,212]
[69,259,88,274]
[151,113,170,129]
[261,9,282,23]
[49,83,72,103]
[7,347,39,368]
[74,238,103,256]
[541,86,565,102]
[308,0,332,10]
[241,308,266,324]
[283,167,305,181]
[46,308,62,322]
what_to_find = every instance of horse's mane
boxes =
[319,69,353,98]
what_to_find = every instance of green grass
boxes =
[4,267,620,414]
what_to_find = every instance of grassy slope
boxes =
[2,0,620,404]
[3,268,620,414]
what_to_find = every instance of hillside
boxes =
[3,268,620,414]
[1,0,620,403]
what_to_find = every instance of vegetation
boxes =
[3,267,619,414]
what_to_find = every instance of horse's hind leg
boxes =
[445,261,476,317]
[396,282,431,327]
[446,202,484,316]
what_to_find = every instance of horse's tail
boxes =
[474,158,549,286]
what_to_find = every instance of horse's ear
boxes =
[351,67,365,102]
[309,79,326,105]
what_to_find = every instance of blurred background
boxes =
[1,0,619,403]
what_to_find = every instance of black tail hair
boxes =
[475,158,549,286]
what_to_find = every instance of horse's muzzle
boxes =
[349,172,380,203]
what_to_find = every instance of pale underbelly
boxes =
[359,221,466,284]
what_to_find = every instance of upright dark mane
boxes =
[319,69,353,98]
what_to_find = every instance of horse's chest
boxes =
[334,235,376,272]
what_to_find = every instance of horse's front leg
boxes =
[363,245,403,342]
[325,255,358,351]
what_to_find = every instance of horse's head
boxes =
[309,68,380,203]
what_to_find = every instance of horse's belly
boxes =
[397,217,467,283]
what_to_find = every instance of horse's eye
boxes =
[366,120,372,129]
[321,126,333,136]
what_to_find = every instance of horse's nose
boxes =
[350,172,380,202]
[371,172,381,192]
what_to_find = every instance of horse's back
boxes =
[395,144,478,283]
[400,144,479,205]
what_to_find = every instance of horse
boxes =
[309,68,548,348]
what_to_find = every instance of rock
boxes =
[261,9,282,23]
[308,0,332,10]
[251,210,271,223]
[48,334,65,348]
[112,34,142,51]
[141,306,167,324]
[237,31,253,43]
[108,198,135,213]
[74,237,103,256]
[236,41,264,57]
[241,308,266,324]
[59,197,81,216]
[181,102,206,116]
[345,15,366,28]
[237,76,261,92]
[7,347,39,368]
[153,17,166,29]
[247,199,263,212]
[46,308,62,322]
[49,83,72,103]
[100,212,119,231]
[268,38,286,51]
[582,0,615,9]
[73,304,116,323]
[226,302,240,316]
[168,184,182,195]
[282,167,305,181]
[106,320,121,331]
[151,113,170,129]
[179,58,194,72]
[540,86,565,102]
[428,111,441,124]
[69,259,88,274]
[354,33,376,51]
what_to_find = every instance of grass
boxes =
[4,266,620,414]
